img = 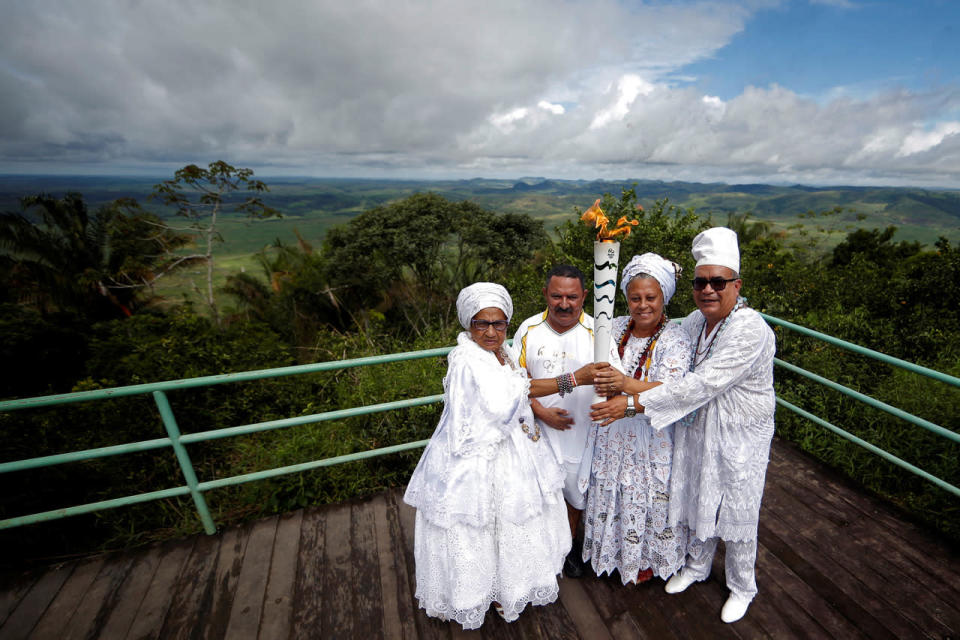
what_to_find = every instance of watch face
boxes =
[624,407,636,417]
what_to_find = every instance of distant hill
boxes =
[2,175,958,248]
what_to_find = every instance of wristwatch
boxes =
[624,394,637,418]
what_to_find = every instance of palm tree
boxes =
[223,232,348,341]
[0,193,194,319]
[725,212,773,245]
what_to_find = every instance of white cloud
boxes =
[490,108,530,130]
[701,95,727,121]
[897,122,960,157]
[538,101,565,115]
[590,75,655,130]
[0,0,957,187]
[0,0,753,164]
[809,0,859,9]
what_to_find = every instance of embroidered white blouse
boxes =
[639,307,777,542]
[404,332,565,529]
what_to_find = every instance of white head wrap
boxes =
[620,252,681,305]
[456,282,513,329]
[692,227,740,273]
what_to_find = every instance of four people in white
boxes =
[407,226,777,629]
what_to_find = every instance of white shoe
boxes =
[720,594,751,623]
[664,572,696,594]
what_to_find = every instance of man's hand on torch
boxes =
[572,361,612,386]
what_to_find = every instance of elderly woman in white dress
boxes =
[404,282,597,630]
[579,253,692,585]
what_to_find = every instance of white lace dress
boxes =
[403,332,571,630]
[578,317,692,583]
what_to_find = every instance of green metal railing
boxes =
[1,315,958,536]
[760,312,960,498]
[0,347,451,534]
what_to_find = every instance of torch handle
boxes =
[592,240,620,362]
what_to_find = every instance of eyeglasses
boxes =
[470,319,509,332]
[692,277,738,291]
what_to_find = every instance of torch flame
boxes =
[580,198,640,241]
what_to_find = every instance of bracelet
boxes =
[556,372,576,397]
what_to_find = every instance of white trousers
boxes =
[682,536,758,600]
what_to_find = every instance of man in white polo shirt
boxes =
[513,264,595,578]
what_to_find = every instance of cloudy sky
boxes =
[1,0,959,187]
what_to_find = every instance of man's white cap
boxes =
[692,227,740,273]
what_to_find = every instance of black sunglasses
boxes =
[692,277,738,291]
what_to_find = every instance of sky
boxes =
[1,0,959,187]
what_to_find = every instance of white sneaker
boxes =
[720,594,751,623]
[664,572,697,594]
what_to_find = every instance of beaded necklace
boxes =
[496,345,542,441]
[497,345,515,370]
[617,314,668,382]
[690,296,747,371]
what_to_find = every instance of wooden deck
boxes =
[2,437,959,639]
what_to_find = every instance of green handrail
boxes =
[0,346,455,412]
[774,358,960,444]
[1,348,453,532]
[776,398,960,499]
[0,395,445,476]
[1,315,956,535]
[760,312,960,388]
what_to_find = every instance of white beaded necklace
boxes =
[691,297,746,371]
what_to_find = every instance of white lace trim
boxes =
[406,332,571,629]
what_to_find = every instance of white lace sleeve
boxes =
[640,311,774,431]
[444,346,529,456]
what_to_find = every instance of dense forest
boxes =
[1,163,958,569]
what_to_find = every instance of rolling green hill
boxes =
[2,176,958,255]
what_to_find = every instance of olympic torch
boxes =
[580,199,639,405]
[592,240,619,366]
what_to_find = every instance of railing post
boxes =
[153,390,217,534]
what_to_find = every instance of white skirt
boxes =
[413,441,571,629]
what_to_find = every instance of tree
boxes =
[152,161,279,324]
[223,232,348,347]
[0,193,193,319]
[725,212,773,246]
[830,225,921,269]
[314,193,550,336]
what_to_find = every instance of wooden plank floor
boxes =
[2,437,959,639]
